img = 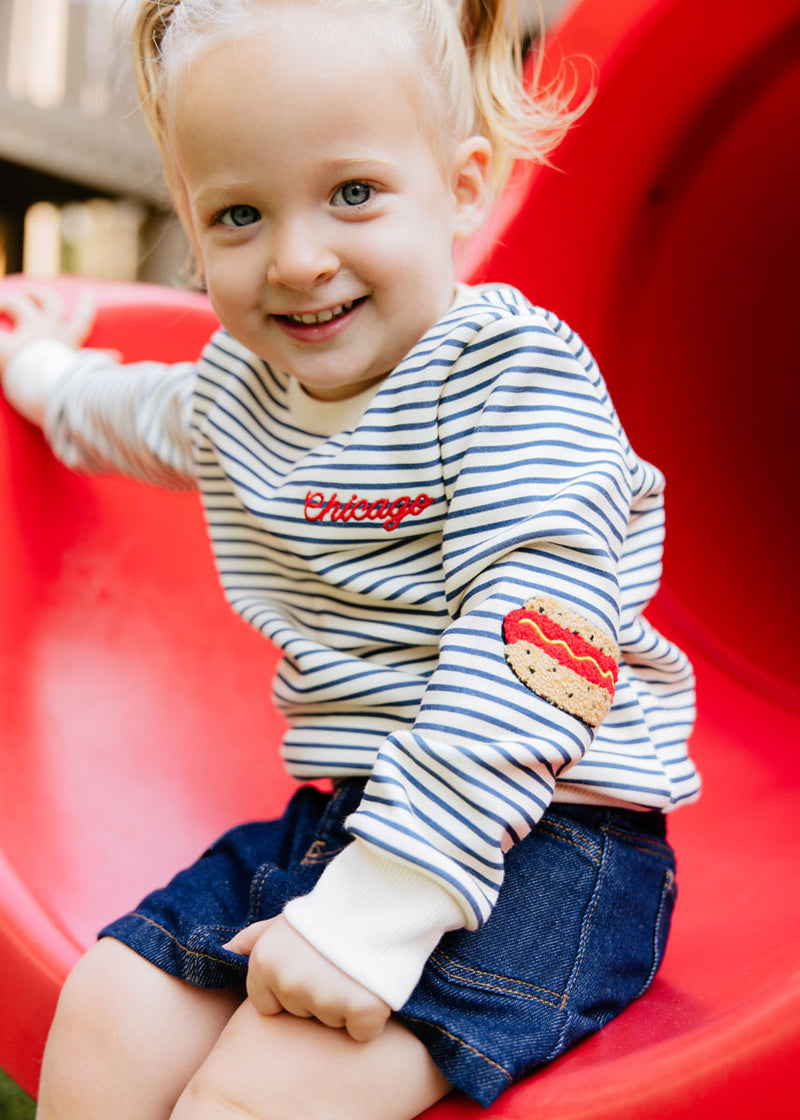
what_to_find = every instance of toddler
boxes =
[0,1,700,1117]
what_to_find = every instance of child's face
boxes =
[168,9,490,401]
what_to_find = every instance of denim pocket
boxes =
[428,809,606,1005]
[400,807,678,1105]
[632,861,677,1001]
[561,820,677,1033]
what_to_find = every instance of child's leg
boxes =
[37,937,450,1120]
[36,938,244,1120]
[171,998,452,1120]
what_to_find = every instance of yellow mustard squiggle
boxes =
[518,619,616,686]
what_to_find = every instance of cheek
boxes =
[204,253,260,311]
[392,235,456,302]
[370,220,453,293]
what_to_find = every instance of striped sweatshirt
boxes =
[33,282,700,1008]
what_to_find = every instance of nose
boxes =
[266,216,339,291]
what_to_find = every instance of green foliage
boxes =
[0,1070,35,1120]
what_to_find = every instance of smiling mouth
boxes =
[278,298,365,326]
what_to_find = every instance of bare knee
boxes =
[38,939,242,1120]
[37,940,143,1116]
[172,1074,263,1120]
[171,1027,284,1120]
[43,939,134,1068]
[174,1060,336,1120]
[171,1003,450,1120]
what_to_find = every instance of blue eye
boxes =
[332,182,373,207]
[219,205,260,227]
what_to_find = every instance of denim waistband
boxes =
[548,801,668,838]
[333,779,668,839]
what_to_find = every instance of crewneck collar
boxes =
[287,375,382,437]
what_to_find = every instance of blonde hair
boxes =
[131,0,588,202]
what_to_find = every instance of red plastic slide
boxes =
[1,0,798,1114]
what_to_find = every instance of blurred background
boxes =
[0,0,572,289]
[1,0,198,287]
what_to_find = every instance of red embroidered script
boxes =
[304,491,433,532]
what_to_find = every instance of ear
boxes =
[450,136,493,241]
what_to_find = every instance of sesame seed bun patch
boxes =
[503,597,620,728]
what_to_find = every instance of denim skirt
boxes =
[100,779,677,1107]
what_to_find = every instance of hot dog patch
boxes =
[503,596,619,727]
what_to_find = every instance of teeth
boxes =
[286,300,354,325]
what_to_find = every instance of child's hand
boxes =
[0,286,95,375]
[224,915,392,1042]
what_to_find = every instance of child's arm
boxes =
[1,285,198,489]
[0,287,96,425]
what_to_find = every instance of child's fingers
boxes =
[222,919,274,956]
[246,981,285,1018]
[66,287,97,346]
[25,285,66,317]
[28,285,96,346]
[0,291,36,327]
[0,294,42,369]
[342,998,391,1042]
[226,915,392,1039]
[0,285,95,344]
[223,919,285,1016]
[1,285,67,327]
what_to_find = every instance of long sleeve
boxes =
[41,344,198,490]
[3,338,82,426]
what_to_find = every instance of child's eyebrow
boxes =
[189,182,260,210]
[320,155,400,176]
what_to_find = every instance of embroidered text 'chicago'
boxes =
[304,490,433,532]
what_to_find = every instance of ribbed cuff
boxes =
[3,338,80,426]
[283,839,466,1010]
